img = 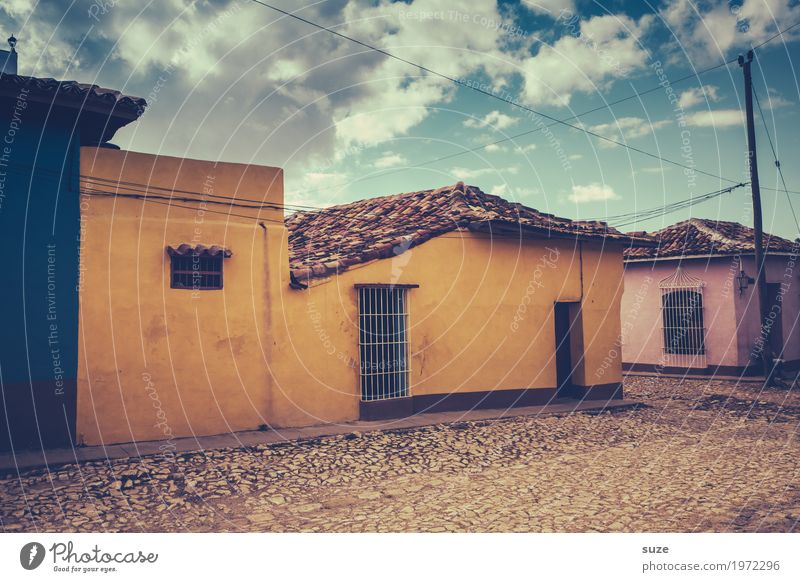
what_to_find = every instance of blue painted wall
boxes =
[0,98,80,451]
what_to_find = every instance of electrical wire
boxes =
[606,184,747,228]
[752,82,800,235]
[84,190,286,224]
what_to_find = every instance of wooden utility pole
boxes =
[738,49,774,384]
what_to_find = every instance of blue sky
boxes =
[2,0,799,237]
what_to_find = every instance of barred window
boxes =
[661,289,705,355]
[170,254,223,290]
[357,285,414,401]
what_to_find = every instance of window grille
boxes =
[659,267,706,368]
[170,254,223,290]
[357,286,410,401]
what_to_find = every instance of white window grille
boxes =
[659,267,706,369]
[357,285,411,401]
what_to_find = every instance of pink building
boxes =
[621,219,799,376]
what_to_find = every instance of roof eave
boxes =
[467,219,656,246]
[624,250,797,263]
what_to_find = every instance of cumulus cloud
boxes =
[519,0,576,17]
[685,109,744,128]
[678,85,720,109]
[484,143,508,153]
[519,13,654,107]
[568,183,620,203]
[588,116,671,147]
[514,143,537,154]
[0,0,520,181]
[661,0,800,66]
[490,183,508,196]
[763,88,793,109]
[373,151,408,169]
[463,110,518,130]
[450,165,519,180]
[331,0,520,147]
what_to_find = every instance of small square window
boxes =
[170,254,224,290]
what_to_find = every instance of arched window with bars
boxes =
[659,267,706,369]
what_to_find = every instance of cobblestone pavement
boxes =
[2,376,799,532]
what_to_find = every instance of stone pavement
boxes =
[0,397,635,472]
[1,377,799,532]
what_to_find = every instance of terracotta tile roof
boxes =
[167,244,232,258]
[624,218,797,260]
[287,181,652,281]
[0,72,146,117]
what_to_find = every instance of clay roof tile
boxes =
[287,182,650,281]
[624,218,796,260]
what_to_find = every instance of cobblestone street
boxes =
[2,377,799,532]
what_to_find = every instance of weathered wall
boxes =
[736,254,800,367]
[76,147,284,446]
[0,103,80,451]
[76,148,628,443]
[621,254,800,371]
[268,235,626,428]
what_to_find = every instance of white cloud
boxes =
[464,110,518,130]
[568,183,620,203]
[373,152,408,169]
[285,170,351,208]
[661,0,800,65]
[333,0,521,147]
[490,184,508,196]
[450,166,519,180]
[520,13,654,107]
[303,172,348,186]
[588,116,671,147]
[685,109,744,128]
[763,89,793,110]
[678,85,720,109]
[0,0,523,172]
[514,143,537,154]
[520,0,576,16]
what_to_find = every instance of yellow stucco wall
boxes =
[76,147,284,446]
[268,233,625,428]
[77,147,625,444]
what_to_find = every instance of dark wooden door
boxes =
[554,302,575,398]
[765,283,784,358]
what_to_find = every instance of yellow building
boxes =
[75,146,649,447]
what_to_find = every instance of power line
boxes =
[592,183,747,228]
[85,181,750,243]
[84,190,286,224]
[594,184,745,222]
[761,185,800,196]
[80,185,286,212]
[751,80,800,235]
[80,175,309,211]
[751,21,800,49]
[80,174,318,212]
[252,0,800,190]
[1,160,321,212]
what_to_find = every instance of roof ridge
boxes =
[687,218,745,248]
[447,181,479,222]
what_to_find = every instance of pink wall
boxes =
[735,255,800,365]
[621,254,800,371]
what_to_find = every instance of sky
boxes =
[2,0,799,238]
